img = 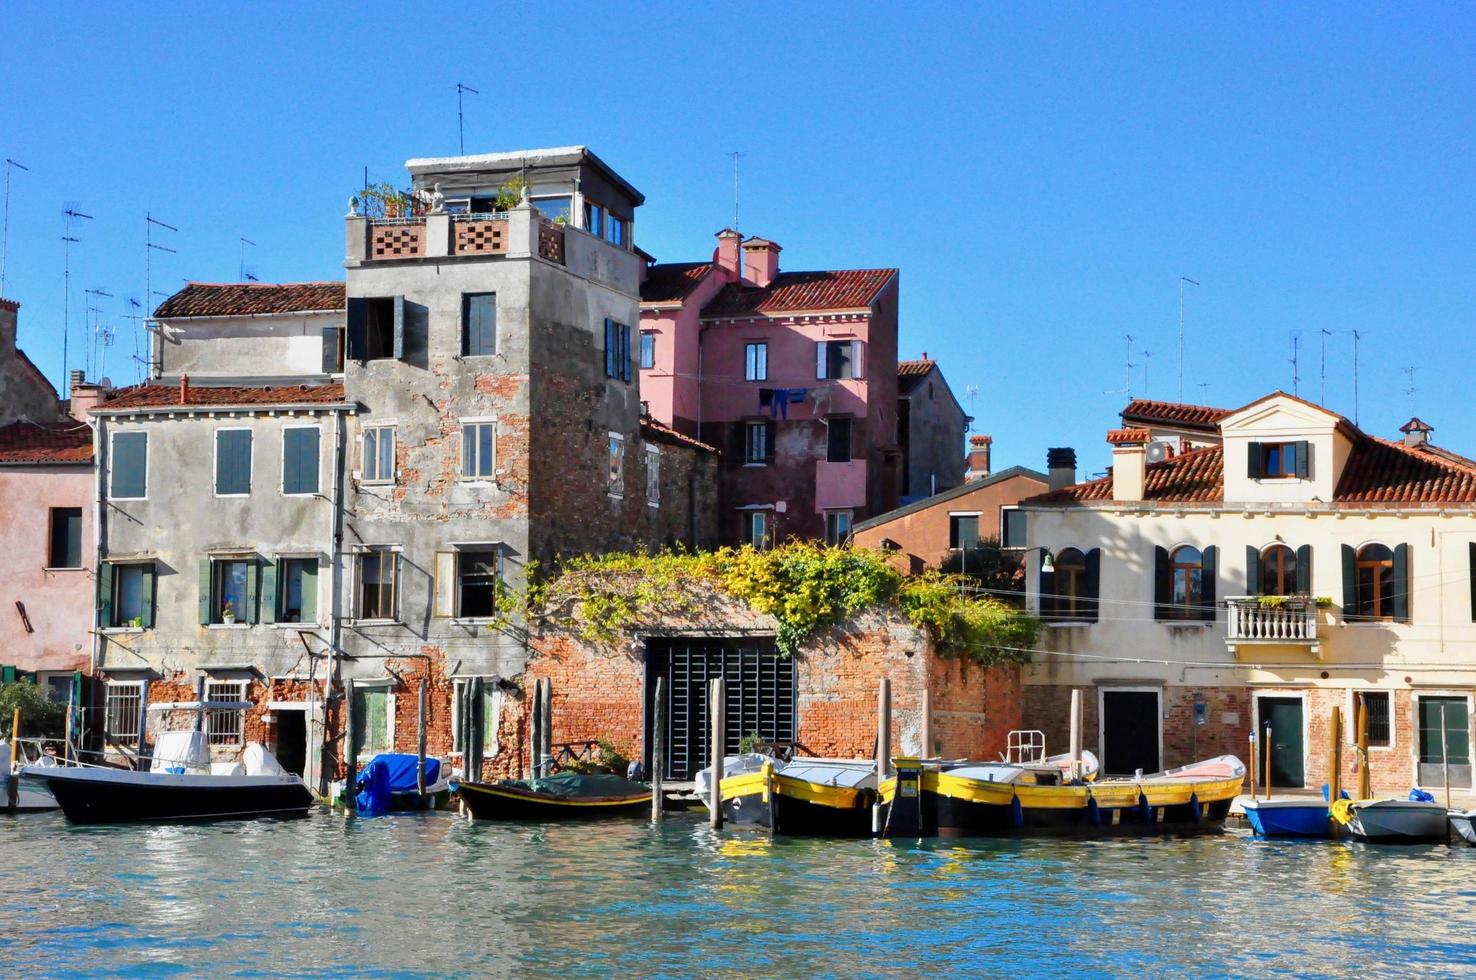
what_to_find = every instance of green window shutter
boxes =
[1392,543,1411,623]
[1295,545,1312,594]
[345,298,368,360]
[1038,550,1056,619]
[1153,546,1170,620]
[1295,441,1311,479]
[260,560,279,625]
[1083,549,1101,623]
[1247,442,1263,479]
[1341,544,1357,618]
[283,427,320,495]
[392,295,406,360]
[140,563,156,628]
[321,325,339,373]
[300,560,319,623]
[198,559,213,626]
[1469,542,1476,622]
[1200,545,1218,620]
[245,560,261,624]
[97,561,116,629]
[1245,545,1261,596]
[2,666,15,684]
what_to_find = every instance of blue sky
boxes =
[2,3,1472,475]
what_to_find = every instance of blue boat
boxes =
[1243,797,1331,837]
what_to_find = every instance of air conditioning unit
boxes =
[1145,440,1173,464]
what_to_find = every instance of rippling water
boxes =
[4,809,1476,976]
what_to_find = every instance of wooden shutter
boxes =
[603,319,615,377]
[244,559,260,624]
[1341,544,1357,617]
[1037,550,1056,619]
[97,561,115,629]
[850,340,864,379]
[300,560,319,623]
[1083,548,1101,623]
[140,563,156,629]
[1470,542,1476,622]
[198,559,213,625]
[1,666,14,684]
[1245,545,1261,595]
[321,326,339,373]
[1153,546,1170,620]
[433,551,456,618]
[1295,440,1311,479]
[259,559,278,625]
[763,421,776,463]
[1295,544,1312,595]
[345,298,368,360]
[112,432,147,498]
[1392,543,1411,623]
[622,324,632,382]
[1247,442,1263,479]
[1200,546,1217,620]
[392,295,406,360]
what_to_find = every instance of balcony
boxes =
[353,210,565,265]
[1224,596,1321,658]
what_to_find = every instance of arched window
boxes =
[1170,545,1203,617]
[1355,544,1395,619]
[1055,548,1087,618]
[1260,545,1299,597]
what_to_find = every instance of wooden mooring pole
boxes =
[541,679,554,776]
[1328,705,1342,839]
[416,678,428,798]
[709,676,725,830]
[1247,731,1257,797]
[651,677,665,823]
[62,703,73,765]
[876,678,892,780]
[344,678,358,815]
[1068,688,1083,782]
[1356,700,1371,799]
[1262,724,1272,801]
[529,678,543,779]
[920,687,933,760]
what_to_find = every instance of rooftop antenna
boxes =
[1,158,29,295]
[1195,382,1212,398]
[456,83,478,154]
[122,295,145,384]
[1401,365,1418,414]
[1140,349,1153,398]
[146,213,178,379]
[61,207,94,398]
[728,151,743,229]
[84,287,112,377]
[1177,276,1200,402]
[1288,331,1301,397]
[239,237,258,281]
[1105,333,1135,399]
[1351,329,1362,425]
[1319,328,1332,405]
[965,383,979,431]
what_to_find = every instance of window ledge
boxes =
[1046,621,1094,629]
[607,492,624,500]
[352,619,402,627]
[207,623,251,630]
[1159,621,1214,629]
[359,479,396,487]
[742,462,767,468]
[44,566,87,573]
[101,627,146,635]
[452,618,500,626]
[213,494,252,500]
[270,622,321,630]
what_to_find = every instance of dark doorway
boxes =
[274,710,307,777]
[1101,689,1160,776]
[1257,696,1305,788]
[1418,696,1471,788]
[645,638,795,780]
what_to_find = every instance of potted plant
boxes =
[221,600,236,626]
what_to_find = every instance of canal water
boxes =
[4,811,1475,976]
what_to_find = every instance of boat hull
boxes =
[1346,801,1449,843]
[720,771,876,837]
[37,769,313,824]
[1242,799,1331,838]
[1449,810,1476,845]
[456,780,650,821]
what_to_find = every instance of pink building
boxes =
[639,230,900,546]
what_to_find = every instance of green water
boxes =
[3,810,1475,976]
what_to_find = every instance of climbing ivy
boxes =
[542,542,1039,665]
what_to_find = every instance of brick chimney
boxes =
[1047,447,1077,492]
[180,373,191,405]
[1107,429,1150,501]
[967,434,992,478]
[714,228,742,279]
[741,237,781,288]
[1400,417,1433,448]
[0,297,17,356]
[69,376,109,420]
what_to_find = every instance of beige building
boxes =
[1021,392,1476,794]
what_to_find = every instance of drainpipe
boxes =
[90,415,106,678]
[324,408,348,796]
[696,322,711,437]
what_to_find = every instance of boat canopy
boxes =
[151,731,210,774]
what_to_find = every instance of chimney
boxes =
[1107,429,1151,501]
[1400,416,1433,448]
[180,373,191,405]
[69,377,110,420]
[967,434,992,478]
[0,298,17,356]
[714,228,742,278]
[1047,447,1077,492]
[741,236,781,288]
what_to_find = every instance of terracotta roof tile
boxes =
[640,417,717,454]
[897,358,936,395]
[1335,437,1476,504]
[154,282,345,319]
[0,419,92,464]
[99,382,347,411]
[701,269,896,318]
[640,263,712,306]
[1106,427,1154,445]
[1032,445,1226,504]
[1121,398,1231,431]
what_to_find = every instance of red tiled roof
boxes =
[640,417,717,454]
[0,419,92,464]
[1032,445,1226,504]
[701,269,896,318]
[897,358,936,395]
[1106,427,1153,445]
[154,282,345,319]
[640,263,713,306]
[1121,398,1231,431]
[1335,437,1476,503]
[99,382,347,411]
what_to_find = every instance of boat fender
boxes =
[1189,792,1201,824]
[1086,794,1100,827]
[1137,792,1152,825]
[1010,793,1024,829]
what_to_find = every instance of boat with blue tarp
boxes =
[354,753,450,814]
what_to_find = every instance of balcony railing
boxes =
[1224,596,1319,652]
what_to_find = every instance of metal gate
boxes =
[646,638,795,780]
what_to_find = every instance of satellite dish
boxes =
[1145,440,1172,464]
[99,377,113,388]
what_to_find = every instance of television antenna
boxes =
[1401,365,1417,414]
[1351,330,1362,425]
[456,83,479,154]
[61,207,94,397]
[1104,334,1134,398]
[965,383,979,430]
[1177,276,1199,401]
[1140,349,1153,397]
[1319,328,1332,405]
[0,158,28,295]
[1288,331,1301,397]
[84,287,112,377]
[239,237,258,281]
[121,294,145,383]
[728,151,743,229]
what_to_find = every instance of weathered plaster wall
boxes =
[901,367,968,498]
[158,311,343,379]
[0,462,95,673]
[0,300,63,425]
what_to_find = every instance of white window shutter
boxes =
[433,551,456,618]
[851,340,864,379]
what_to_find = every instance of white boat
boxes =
[1449,809,1476,845]
[1336,798,1449,843]
[694,752,775,802]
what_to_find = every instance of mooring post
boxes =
[344,678,358,815]
[1068,688,1083,781]
[709,676,725,830]
[134,679,149,770]
[1441,702,1451,812]
[1247,731,1257,797]
[920,687,933,761]
[1328,704,1342,839]
[62,703,73,765]
[10,707,20,766]
[194,675,206,733]
[1262,724,1272,801]
[529,678,543,779]
[1356,700,1371,799]
[541,678,554,776]
[651,676,665,823]
[876,677,891,780]
[3,740,15,814]
[417,677,428,799]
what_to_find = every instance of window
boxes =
[533,197,571,223]
[37,672,73,703]
[1153,544,1218,622]
[1355,691,1393,749]
[48,507,82,568]
[276,557,318,624]
[607,434,625,496]
[604,319,632,381]
[1055,549,1087,618]
[461,420,495,480]
[282,426,320,496]
[462,293,496,356]
[1260,545,1299,597]
[205,680,247,747]
[948,513,981,550]
[321,324,345,373]
[824,510,851,546]
[744,421,773,464]
[105,681,143,742]
[584,201,603,237]
[214,429,253,496]
[362,426,395,483]
[745,342,768,381]
[639,332,655,370]
[816,340,862,380]
[1353,543,1396,620]
[101,561,155,628]
[356,550,399,621]
[459,550,502,619]
[645,446,660,507]
[452,678,502,754]
[1001,507,1027,550]
[1170,546,1204,618]
[352,684,393,756]
[826,417,852,463]
[1248,440,1310,479]
[346,296,403,361]
[607,214,627,247]
[110,431,148,499]
[210,558,254,625]
[744,511,770,550]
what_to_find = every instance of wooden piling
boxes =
[1328,705,1342,839]
[920,688,933,760]
[541,679,554,775]
[62,703,73,765]
[344,678,358,815]
[876,677,892,780]
[134,679,149,770]
[651,677,665,823]
[1068,688,1083,781]
[529,678,543,779]
[10,707,19,765]
[709,676,725,830]
[1262,724,1272,801]
[4,742,15,813]
[1441,702,1452,811]
[1356,700,1371,799]
[1247,731,1257,796]
[416,678,428,798]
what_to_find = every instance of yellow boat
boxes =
[719,758,877,837]
[879,755,1245,838]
